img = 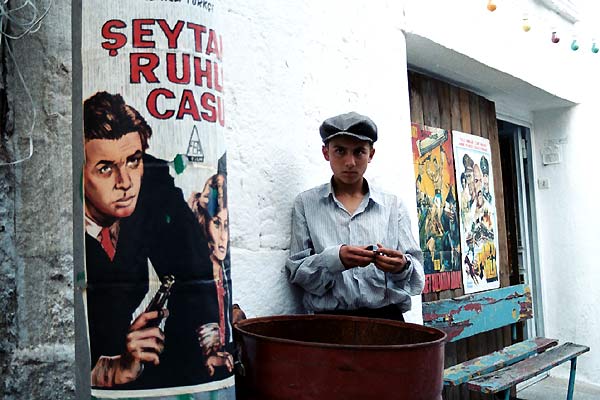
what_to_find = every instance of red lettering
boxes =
[206,29,221,59]
[166,53,190,84]
[217,96,224,127]
[187,22,207,53]
[133,19,156,48]
[130,53,160,84]
[200,92,216,123]
[194,57,212,88]
[101,20,127,57]
[147,88,175,119]
[177,90,201,120]
[157,20,185,49]
[214,63,223,93]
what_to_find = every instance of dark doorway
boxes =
[498,120,544,339]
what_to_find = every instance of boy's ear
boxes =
[368,147,375,162]
[322,145,330,161]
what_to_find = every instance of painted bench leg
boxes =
[494,389,510,400]
[566,357,578,400]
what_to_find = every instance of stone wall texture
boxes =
[0,0,74,398]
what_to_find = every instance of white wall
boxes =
[223,0,421,320]
[532,102,600,385]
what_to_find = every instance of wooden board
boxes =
[444,337,557,386]
[422,284,533,342]
[467,343,590,394]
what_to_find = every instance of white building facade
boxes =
[225,0,600,388]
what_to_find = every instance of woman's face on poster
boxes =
[209,208,229,262]
[199,182,212,210]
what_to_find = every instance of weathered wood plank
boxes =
[437,80,452,132]
[469,93,481,136]
[459,88,472,133]
[422,78,441,128]
[467,343,590,394]
[444,337,558,386]
[487,101,510,288]
[422,284,532,342]
[408,71,424,125]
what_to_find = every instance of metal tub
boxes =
[234,314,446,400]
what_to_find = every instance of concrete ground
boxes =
[517,376,600,400]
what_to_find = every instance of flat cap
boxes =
[319,112,378,143]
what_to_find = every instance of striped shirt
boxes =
[286,180,424,313]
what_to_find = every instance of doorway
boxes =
[498,120,544,339]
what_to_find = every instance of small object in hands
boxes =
[367,245,384,256]
[366,244,379,252]
[145,275,175,327]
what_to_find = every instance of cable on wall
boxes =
[0,0,54,166]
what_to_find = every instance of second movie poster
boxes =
[81,0,235,397]
[452,131,500,294]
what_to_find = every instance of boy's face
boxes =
[84,131,144,225]
[322,136,374,186]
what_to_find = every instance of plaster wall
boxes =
[531,102,600,386]
[224,0,422,322]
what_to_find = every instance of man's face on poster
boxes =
[465,169,475,199]
[84,131,144,225]
[482,173,490,194]
[473,164,483,194]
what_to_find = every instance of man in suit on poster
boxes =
[83,91,229,389]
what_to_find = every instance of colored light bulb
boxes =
[551,31,560,44]
[522,18,531,32]
[487,0,497,12]
[592,42,599,53]
[571,39,579,51]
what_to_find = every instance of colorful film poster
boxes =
[80,0,234,397]
[411,123,462,294]
[452,131,500,294]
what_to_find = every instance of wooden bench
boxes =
[422,284,589,400]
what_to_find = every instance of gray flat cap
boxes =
[319,111,378,143]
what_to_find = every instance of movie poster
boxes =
[452,131,500,294]
[81,1,234,397]
[411,124,462,294]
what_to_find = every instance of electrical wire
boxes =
[0,0,54,40]
[1,40,35,166]
[0,0,54,166]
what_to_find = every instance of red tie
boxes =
[99,227,116,261]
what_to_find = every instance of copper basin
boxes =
[234,314,446,400]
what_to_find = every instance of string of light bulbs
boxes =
[485,0,599,54]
